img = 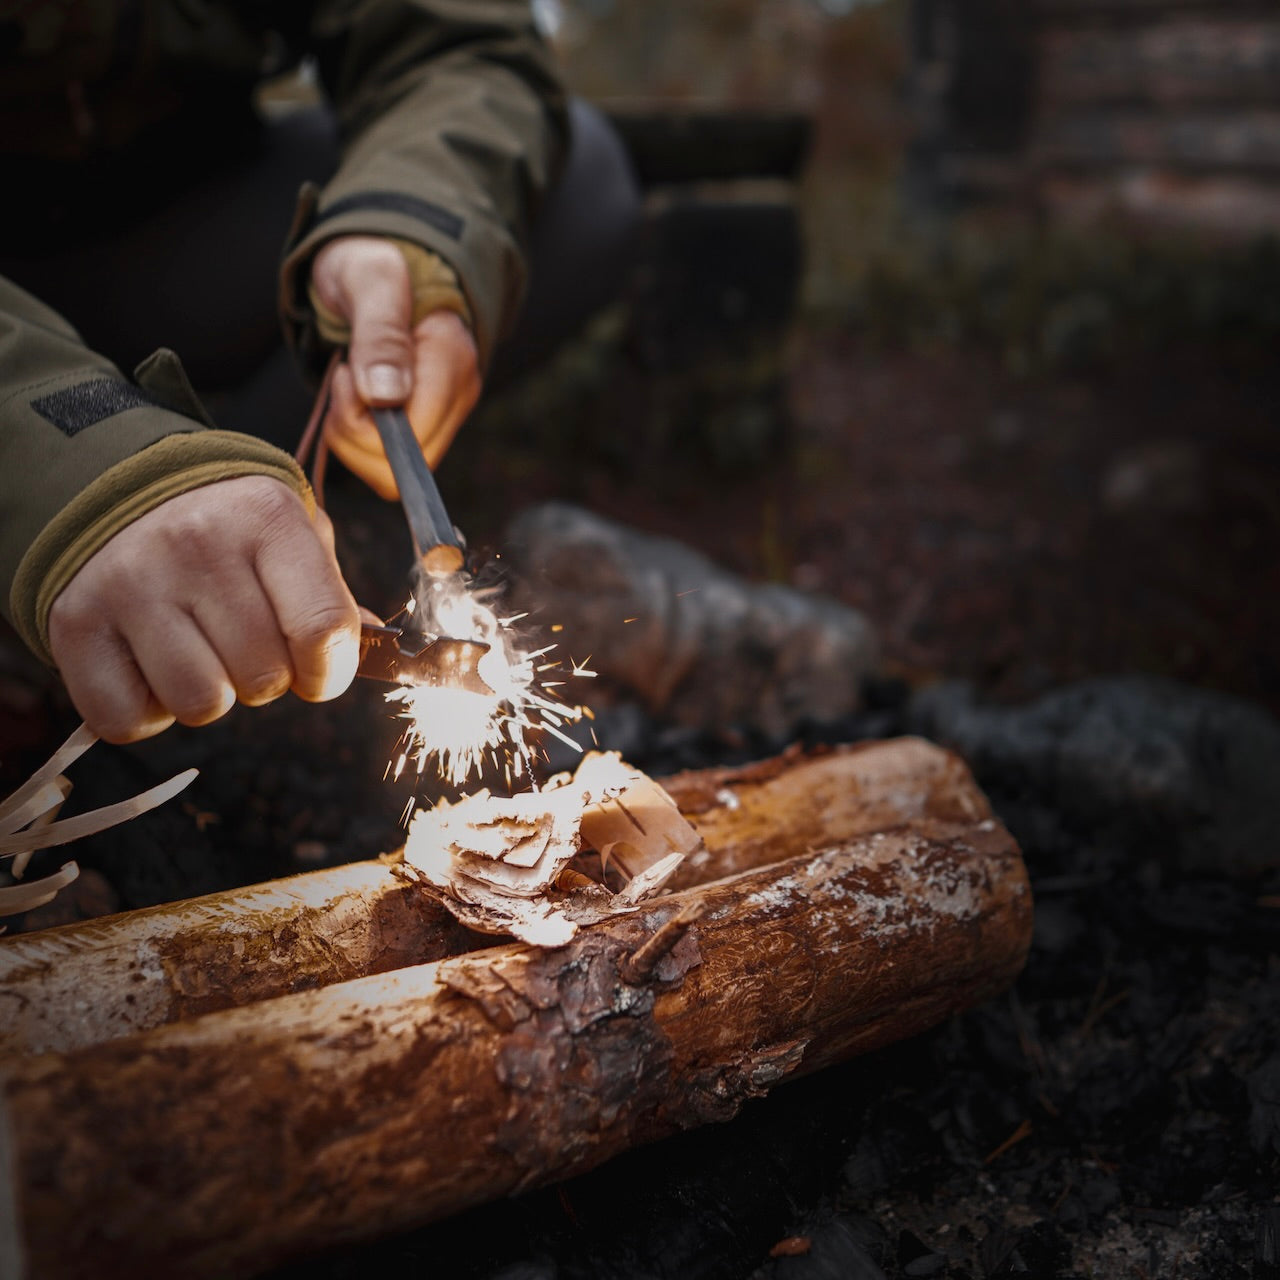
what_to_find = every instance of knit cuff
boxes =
[11,431,313,664]
[308,239,473,347]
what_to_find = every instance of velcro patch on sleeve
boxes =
[31,379,160,437]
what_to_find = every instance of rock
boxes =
[501,503,877,740]
[905,676,1280,875]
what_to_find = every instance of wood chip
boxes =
[403,752,703,945]
[578,755,704,883]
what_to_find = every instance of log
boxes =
[0,811,1031,1280]
[0,863,474,1058]
[501,503,878,738]
[0,738,988,1056]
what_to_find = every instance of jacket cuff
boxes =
[280,184,520,378]
[11,431,313,665]
[306,239,474,345]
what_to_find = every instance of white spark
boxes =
[384,575,591,801]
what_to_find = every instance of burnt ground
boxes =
[1,326,1278,1278]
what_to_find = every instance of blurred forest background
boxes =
[438,0,1280,715]
[2,10,1276,1279]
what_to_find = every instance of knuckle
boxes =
[73,682,160,744]
[93,711,142,744]
[358,325,413,363]
[48,588,96,641]
[238,668,292,707]
[149,500,227,564]
[360,241,409,281]
[171,686,234,728]
[242,476,302,527]
[245,487,310,553]
[286,601,356,653]
[100,709,172,745]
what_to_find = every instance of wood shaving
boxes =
[0,722,199,919]
[402,751,704,946]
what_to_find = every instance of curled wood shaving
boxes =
[8,777,72,879]
[0,862,80,918]
[402,752,704,946]
[0,722,199,919]
[577,755,702,889]
[0,767,200,858]
[0,722,95,828]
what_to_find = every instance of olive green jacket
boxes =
[0,0,567,662]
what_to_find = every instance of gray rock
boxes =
[501,503,877,740]
[906,676,1280,874]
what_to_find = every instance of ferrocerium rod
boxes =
[371,406,465,577]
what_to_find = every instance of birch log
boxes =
[0,810,1032,1279]
[0,738,991,1057]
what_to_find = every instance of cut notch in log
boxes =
[0,738,1033,1280]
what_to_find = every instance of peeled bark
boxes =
[0,743,1032,1280]
[0,738,991,1057]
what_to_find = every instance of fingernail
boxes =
[316,632,359,702]
[366,363,409,403]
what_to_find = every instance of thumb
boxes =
[342,250,415,406]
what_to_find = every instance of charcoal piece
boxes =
[502,503,877,739]
[906,676,1280,874]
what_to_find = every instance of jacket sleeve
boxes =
[0,277,313,664]
[280,0,569,377]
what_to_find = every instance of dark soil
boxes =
[1,328,1277,1278]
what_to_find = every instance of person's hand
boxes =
[310,236,481,500]
[48,476,361,743]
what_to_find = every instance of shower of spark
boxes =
[384,573,595,799]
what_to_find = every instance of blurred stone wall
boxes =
[544,0,911,310]
[910,0,1280,240]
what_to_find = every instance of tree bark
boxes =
[0,862,473,1058]
[0,737,993,1057]
[0,785,1031,1278]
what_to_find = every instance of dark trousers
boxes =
[0,99,641,448]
